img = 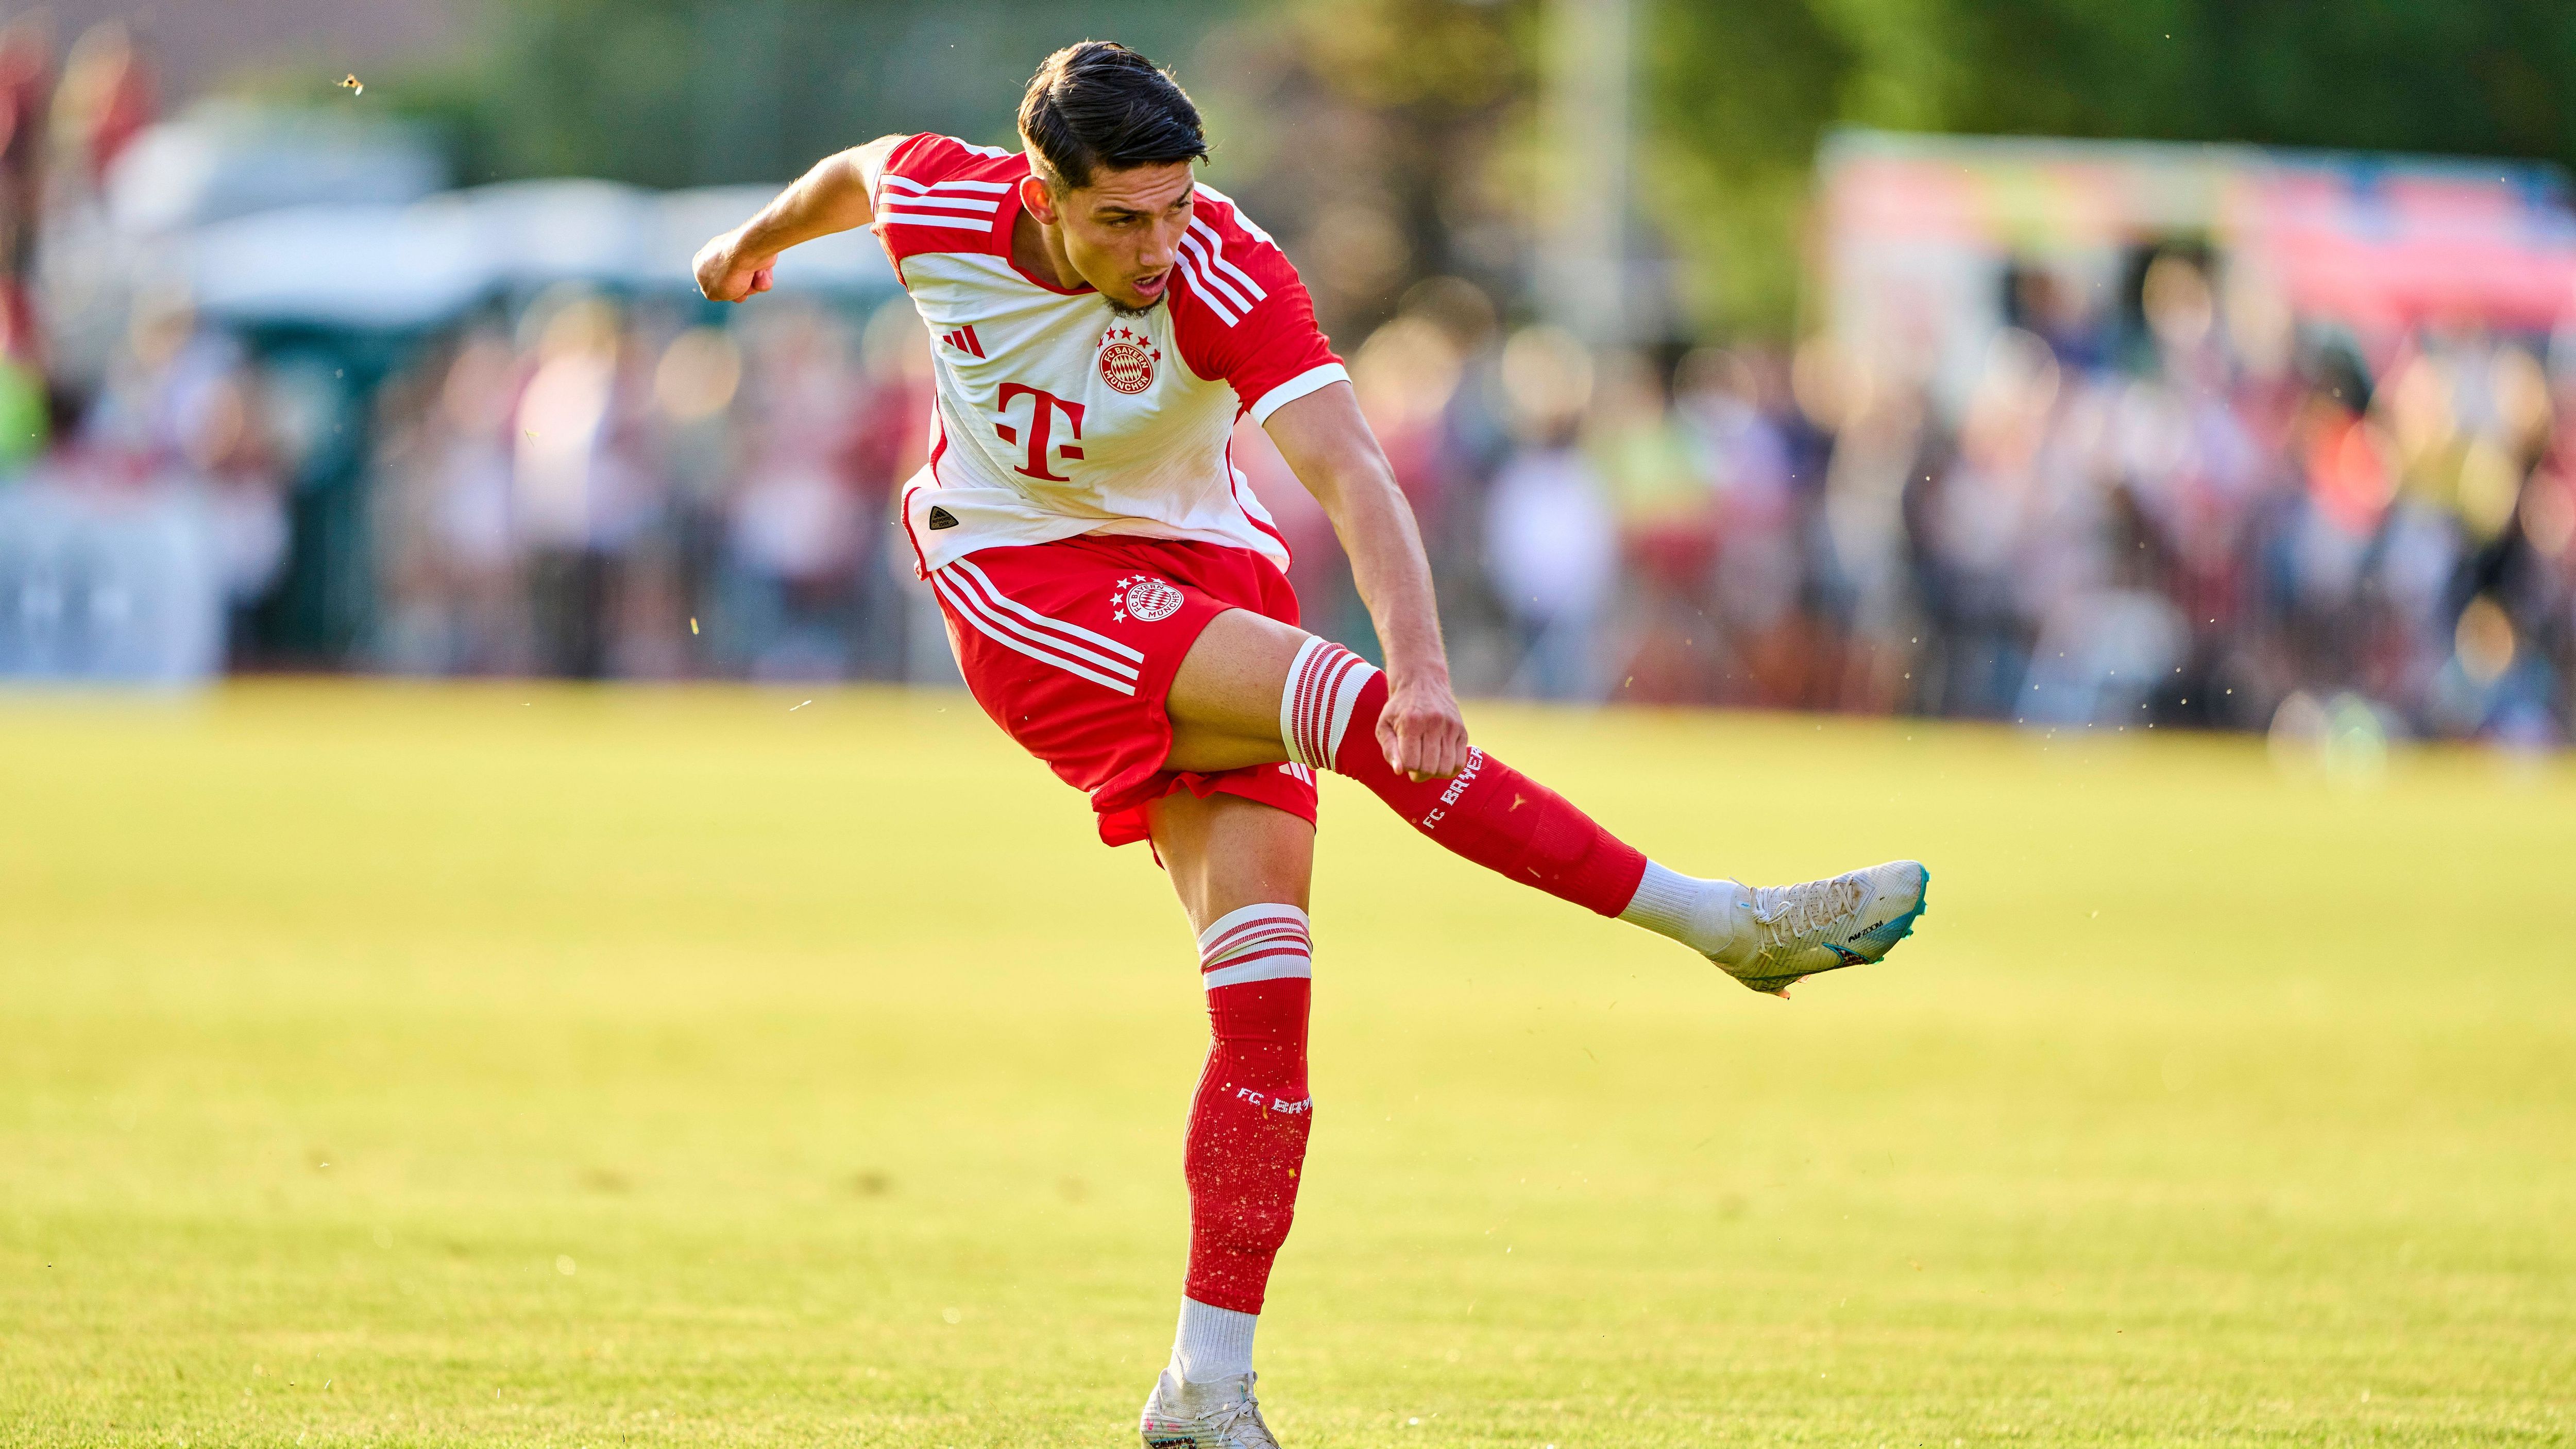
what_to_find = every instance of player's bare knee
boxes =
[1168,610,1313,733]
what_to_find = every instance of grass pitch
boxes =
[3,683,2571,1447]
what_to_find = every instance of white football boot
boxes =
[1709,860,1929,996]
[1139,1368,1281,1448]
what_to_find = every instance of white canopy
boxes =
[182,180,898,329]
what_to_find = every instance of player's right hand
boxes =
[1379,668,1470,782]
[693,230,776,303]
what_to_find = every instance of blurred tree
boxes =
[1275,0,1530,328]
[387,0,1239,189]
[379,0,2576,339]
[1642,0,1856,338]
[1647,0,2576,334]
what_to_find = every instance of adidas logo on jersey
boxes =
[876,174,1011,233]
[940,325,985,359]
[1173,204,1270,328]
[927,506,959,530]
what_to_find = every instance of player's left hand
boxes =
[1379,669,1469,781]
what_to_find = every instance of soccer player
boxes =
[695,41,1927,1448]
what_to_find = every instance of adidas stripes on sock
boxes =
[1279,638,1649,917]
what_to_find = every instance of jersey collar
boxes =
[999,176,1098,298]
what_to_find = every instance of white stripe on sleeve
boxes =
[1249,363,1350,424]
[880,175,1014,195]
[1179,230,1256,314]
[1192,220,1270,304]
[879,212,994,230]
[1177,252,1240,326]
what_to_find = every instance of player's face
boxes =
[1047,162,1196,312]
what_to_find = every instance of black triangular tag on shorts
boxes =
[927,505,958,530]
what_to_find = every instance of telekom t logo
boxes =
[995,383,1087,482]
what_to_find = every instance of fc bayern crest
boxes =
[1097,325,1160,395]
[1113,574,1184,623]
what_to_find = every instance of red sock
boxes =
[1182,904,1315,1315]
[1280,640,1646,916]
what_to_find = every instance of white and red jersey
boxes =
[864,133,1346,576]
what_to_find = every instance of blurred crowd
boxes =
[1864,254,2576,749]
[367,292,929,682]
[1292,262,2573,751]
[0,9,2560,744]
[340,277,1855,705]
[0,12,2565,754]
[18,250,2576,751]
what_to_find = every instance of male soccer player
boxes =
[696,41,1927,1448]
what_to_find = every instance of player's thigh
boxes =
[1165,608,1312,773]
[1147,789,1316,933]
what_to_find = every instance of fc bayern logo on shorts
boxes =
[1097,325,1160,395]
[1113,574,1184,623]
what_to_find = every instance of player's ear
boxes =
[1020,173,1059,226]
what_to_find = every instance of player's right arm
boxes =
[692,134,908,302]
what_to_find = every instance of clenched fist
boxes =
[1377,669,1469,781]
[692,229,777,303]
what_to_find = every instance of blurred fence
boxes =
[5,103,2573,751]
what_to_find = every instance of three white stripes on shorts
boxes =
[1198,903,1312,990]
[1280,636,1379,770]
[930,558,1143,696]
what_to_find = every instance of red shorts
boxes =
[927,534,1316,847]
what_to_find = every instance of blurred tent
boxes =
[27,108,902,672]
[2244,164,2576,336]
[96,106,895,332]
[1816,128,2576,407]
[178,181,894,331]
[183,202,485,331]
[106,102,447,235]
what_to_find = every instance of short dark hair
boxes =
[1016,41,1207,192]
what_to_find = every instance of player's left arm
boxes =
[1264,383,1470,781]
[692,134,907,302]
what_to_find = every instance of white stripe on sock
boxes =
[1277,637,1380,770]
[1320,651,1377,761]
[1198,902,1313,988]
[1279,637,1326,768]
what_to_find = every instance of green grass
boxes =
[2,682,2571,1446]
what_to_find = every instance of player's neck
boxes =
[1013,210,1082,293]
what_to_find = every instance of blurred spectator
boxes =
[716,301,868,681]
[167,368,285,661]
[513,293,649,678]
[1483,326,1615,700]
[377,328,522,674]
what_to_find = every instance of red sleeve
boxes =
[871,134,1021,264]
[1171,187,1347,421]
